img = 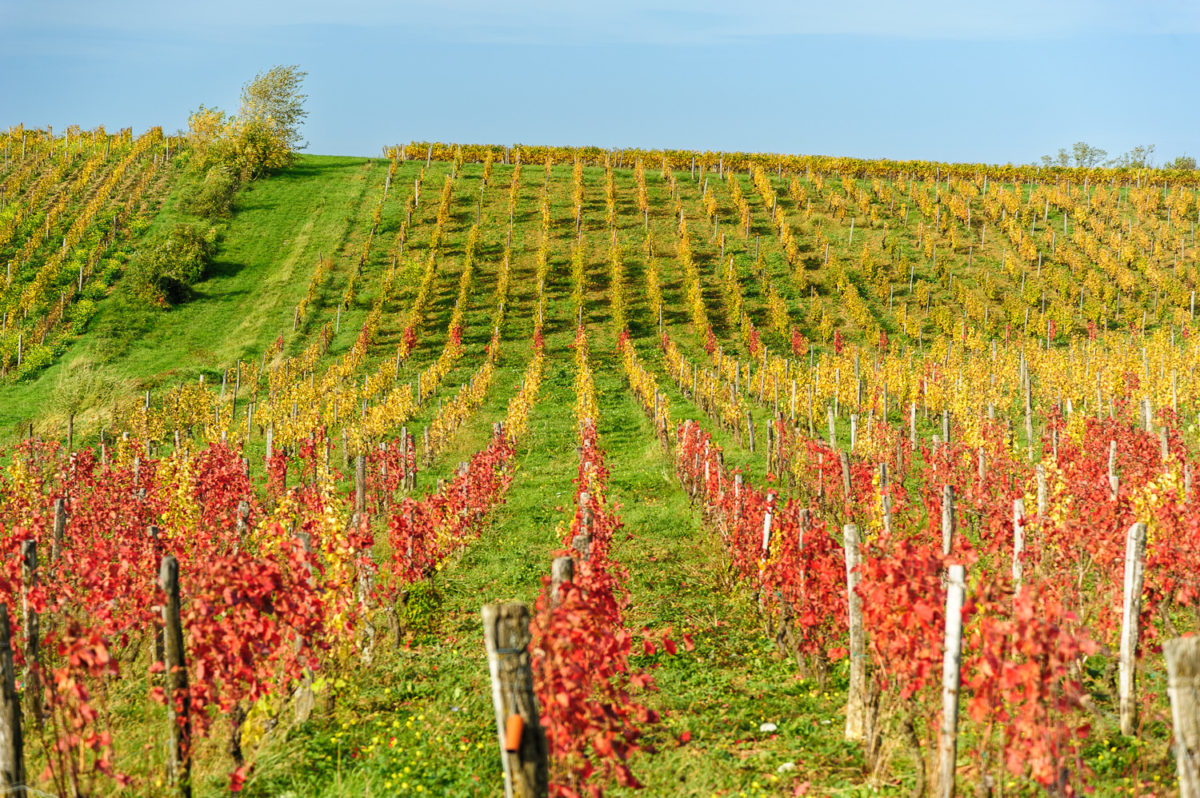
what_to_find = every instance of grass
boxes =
[0,155,385,441]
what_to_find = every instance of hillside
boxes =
[0,136,1197,796]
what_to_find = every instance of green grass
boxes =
[0,155,385,441]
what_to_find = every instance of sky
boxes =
[2,0,1198,165]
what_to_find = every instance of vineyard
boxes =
[0,128,1199,796]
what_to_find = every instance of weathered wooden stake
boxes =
[1012,498,1025,588]
[550,557,574,608]
[1109,440,1119,499]
[844,523,865,741]
[1036,464,1048,516]
[1164,637,1200,798]
[159,555,191,797]
[1119,522,1148,737]
[482,603,549,798]
[355,454,366,514]
[572,491,593,561]
[20,541,39,729]
[1024,380,1035,461]
[941,485,955,555]
[937,564,967,798]
[0,605,23,795]
[839,451,852,503]
[51,498,66,563]
[761,493,775,554]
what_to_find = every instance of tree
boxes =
[1165,155,1197,171]
[186,105,227,154]
[1107,144,1156,169]
[51,359,116,451]
[1071,141,1107,168]
[239,65,308,155]
[186,65,308,180]
[1039,148,1072,168]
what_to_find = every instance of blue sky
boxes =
[2,1,1198,165]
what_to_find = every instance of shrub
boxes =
[126,223,217,305]
[181,166,239,219]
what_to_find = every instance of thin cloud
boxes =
[7,0,1200,44]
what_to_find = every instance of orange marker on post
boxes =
[504,713,524,752]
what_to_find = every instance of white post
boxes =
[1164,637,1200,798]
[843,523,865,742]
[1012,498,1025,588]
[941,485,955,555]
[1119,522,1148,737]
[937,564,967,798]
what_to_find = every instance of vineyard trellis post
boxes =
[1012,498,1025,588]
[354,453,366,514]
[51,497,66,563]
[941,485,955,555]
[573,491,592,561]
[550,557,574,607]
[20,541,39,729]
[0,605,23,796]
[937,564,967,798]
[1119,522,1148,737]
[839,451,852,504]
[843,523,866,741]
[159,555,192,798]
[482,602,549,798]
[1164,637,1200,798]
[1036,465,1048,516]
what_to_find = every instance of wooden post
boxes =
[20,541,39,729]
[1119,522,1148,737]
[1036,464,1048,516]
[761,493,775,554]
[937,564,967,798]
[843,523,866,741]
[51,498,65,562]
[572,491,592,561]
[941,485,955,556]
[482,602,549,798]
[355,454,366,514]
[839,451,852,503]
[746,411,755,453]
[1109,440,1119,499]
[733,473,744,523]
[1012,498,1025,588]
[1164,637,1200,798]
[550,557,574,607]
[1024,380,1034,461]
[0,606,23,796]
[159,555,191,797]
